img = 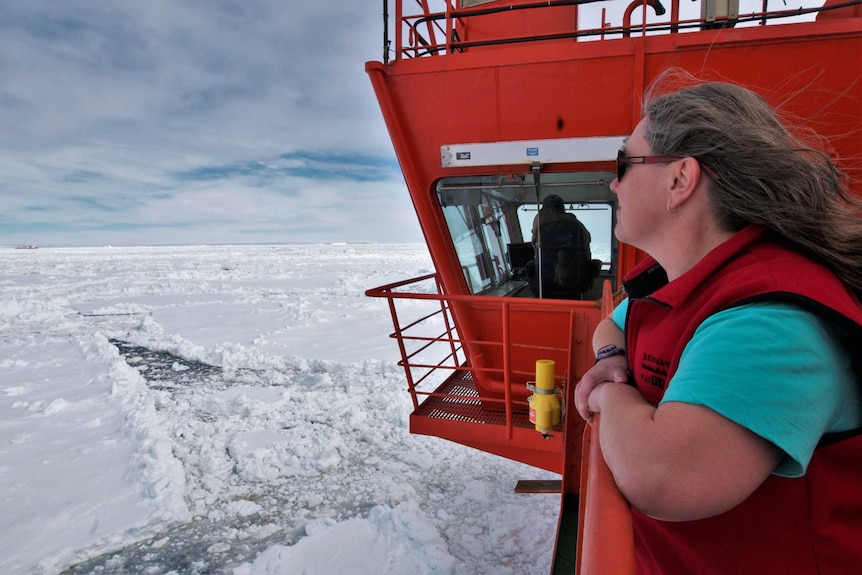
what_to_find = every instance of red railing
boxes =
[387,0,858,61]
[365,273,603,438]
[575,280,636,575]
[394,0,457,60]
[367,273,465,412]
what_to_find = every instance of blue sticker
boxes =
[526,147,539,156]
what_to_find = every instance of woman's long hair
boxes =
[643,69,862,295]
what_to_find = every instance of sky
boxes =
[0,1,423,247]
[0,0,826,248]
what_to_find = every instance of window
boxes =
[437,171,617,297]
[517,202,613,270]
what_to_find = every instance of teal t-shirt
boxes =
[613,298,861,477]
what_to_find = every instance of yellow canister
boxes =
[528,359,561,436]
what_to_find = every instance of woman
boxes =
[575,72,862,574]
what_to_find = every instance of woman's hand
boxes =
[575,354,630,423]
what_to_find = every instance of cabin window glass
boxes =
[480,199,512,285]
[439,204,493,293]
[437,172,617,297]
[439,195,511,294]
[516,202,614,270]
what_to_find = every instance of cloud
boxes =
[0,1,419,246]
[173,152,400,184]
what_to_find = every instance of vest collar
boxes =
[623,225,766,306]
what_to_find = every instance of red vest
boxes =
[622,225,862,575]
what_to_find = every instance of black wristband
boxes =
[594,344,626,364]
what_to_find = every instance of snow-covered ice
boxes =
[0,244,559,575]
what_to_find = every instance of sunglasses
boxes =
[616,149,720,182]
[616,149,683,181]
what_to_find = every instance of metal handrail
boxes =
[366,273,599,435]
[575,280,635,575]
[387,0,862,60]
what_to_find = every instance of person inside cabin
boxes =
[574,70,862,575]
[526,194,595,298]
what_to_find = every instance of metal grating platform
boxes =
[414,371,535,428]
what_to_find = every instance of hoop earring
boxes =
[666,202,679,214]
